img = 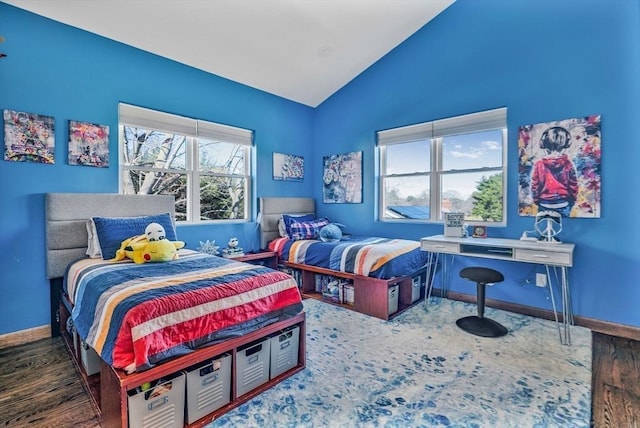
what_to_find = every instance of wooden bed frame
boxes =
[258,197,429,320]
[45,193,306,428]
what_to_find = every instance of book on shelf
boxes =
[318,274,353,305]
[222,248,244,258]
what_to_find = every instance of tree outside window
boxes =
[119,104,252,223]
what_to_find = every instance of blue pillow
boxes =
[289,218,330,241]
[92,213,177,260]
[282,213,315,238]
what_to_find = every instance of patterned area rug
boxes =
[212,298,591,427]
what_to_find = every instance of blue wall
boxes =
[0,3,315,334]
[314,0,640,328]
[1,0,639,335]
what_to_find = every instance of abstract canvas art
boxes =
[323,151,362,204]
[68,120,110,167]
[518,115,601,218]
[273,152,304,181]
[3,109,55,164]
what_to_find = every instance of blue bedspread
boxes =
[269,236,429,279]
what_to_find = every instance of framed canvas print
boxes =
[273,152,304,181]
[323,151,362,204]
[68,120,110,167]
[518,115,601,218]
[3,109,55,164]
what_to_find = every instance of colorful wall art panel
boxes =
[518,115,601,218]
[3,109,55,164]
[68,120,110,167]
[323,151,363,204]
[273,152,304,181]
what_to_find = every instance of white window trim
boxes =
[118,103,254,223]
[377,107,507,226]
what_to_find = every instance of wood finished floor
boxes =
[0,333,638,427]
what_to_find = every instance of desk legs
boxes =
[546,265,573,345]
[423,252,574,346]
[424,253,457,308]
[544,265,561,343]
[424,252,438,307]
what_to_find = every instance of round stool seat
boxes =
[460,266,504,285]
[457,266,507,338]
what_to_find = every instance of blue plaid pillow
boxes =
[289,218,330,241]
[282,213,315,238]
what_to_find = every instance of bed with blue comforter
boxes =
[269,236,429,279]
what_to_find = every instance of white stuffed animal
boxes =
[145,222,167,241]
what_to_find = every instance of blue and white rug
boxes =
[211,298,591,427]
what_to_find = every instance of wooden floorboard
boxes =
[1,332,639,427]
[0,338,100,427]
[592,332,640,428]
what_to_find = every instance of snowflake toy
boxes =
[197,240,220,255]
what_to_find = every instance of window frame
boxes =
[118,103,253,224]
[377,108,507,226]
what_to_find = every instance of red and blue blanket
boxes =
[65,251,302,373]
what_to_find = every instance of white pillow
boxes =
[85,219,102,258]
[278,218,288,238]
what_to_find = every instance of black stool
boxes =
[456,267,508,337]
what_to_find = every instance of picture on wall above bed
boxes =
[68,120,110,167]
[518,115,601,218]
[323,150,362,204]
[3,109,55,164]
[273,152,304,181]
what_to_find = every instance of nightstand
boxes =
[234,251,277,269]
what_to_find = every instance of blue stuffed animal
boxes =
[319,223,346,242]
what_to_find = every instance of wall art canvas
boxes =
[323,151,363,204]
[68,120,110,167]
[518,115,601,218]
[273,152,304,181]
[3,109,55,164]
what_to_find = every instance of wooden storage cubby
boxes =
[57,296,306,428]
[282,261,426,320]
[58,298,102,416]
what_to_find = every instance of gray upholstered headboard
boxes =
[259,197,315,249]
[45,193,176,279]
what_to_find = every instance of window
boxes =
[118,103,253,223]
[377,108,507,225]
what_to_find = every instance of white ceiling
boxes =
[4,0,454,107]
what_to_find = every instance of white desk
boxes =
[420,234,575,345]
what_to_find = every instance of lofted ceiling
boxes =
[4,0,455,107]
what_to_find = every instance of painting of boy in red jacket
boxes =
[518,115,601,218]
[530,126,578,217]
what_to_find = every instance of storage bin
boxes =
[411,276,422,303]
[235,337,270,397]
[388,285,399,314]
[128,372,185,428]
[73,329,79,354]
[80,341,101,376]
[270,326,300,379]
[185,354,231,424]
